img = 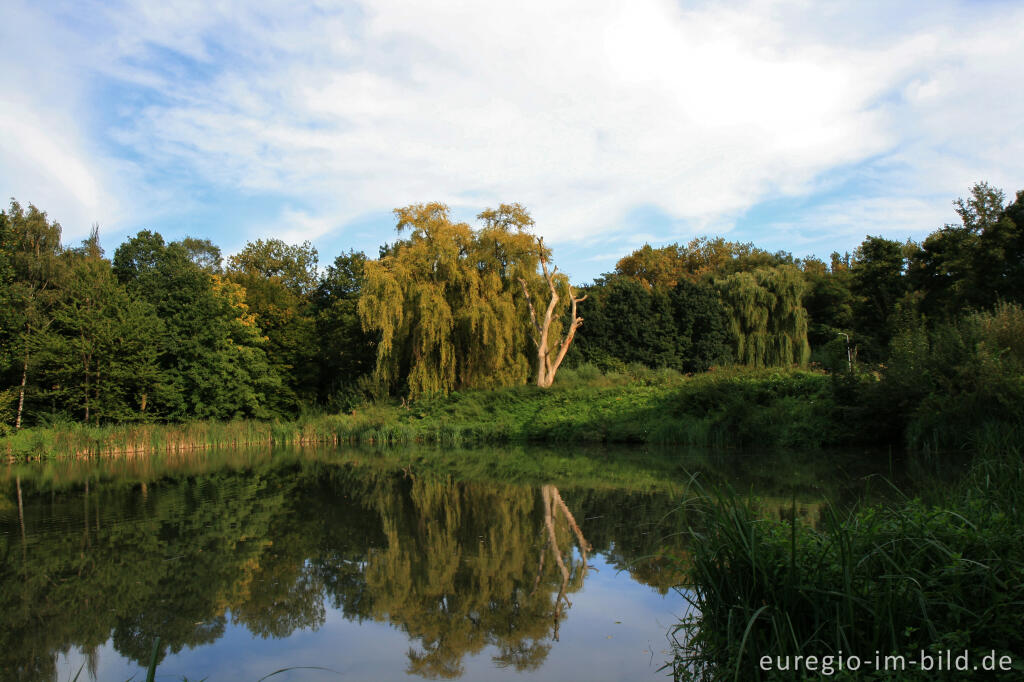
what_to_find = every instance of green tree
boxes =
[178,237,223,273]
[0,200,65,429]
[850,236,907,361]
[312,250,377,408]
[801,254,855,369]
[32,240,162,423]
[227,239,320,412]
[908,182,1023,317]
[359,203,555,398]
[114,232,282,420]
[715,265,810,367]
[669,279,733,371]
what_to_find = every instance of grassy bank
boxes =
[671,449,1024,681]
[4,362,1020,460]
[2,366,856,460]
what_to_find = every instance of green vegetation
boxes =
[671,450,1024,681]
[2,182,1022,445]
[4,450,674,679]
[0,364,873,459]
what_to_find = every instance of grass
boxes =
[7,362,1019,461]
[670,448,1024,681]
[2,365,851,460]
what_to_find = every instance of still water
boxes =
[0,445,893,681]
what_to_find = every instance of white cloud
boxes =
[1,0,1022,260]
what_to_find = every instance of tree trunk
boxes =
[15,350,27,431]
[519,238,586,389]
[17,474,26,556]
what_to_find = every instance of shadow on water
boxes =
[0,444,904,681]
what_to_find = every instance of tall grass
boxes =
[2,366,850,460]
[671,449,1024,681]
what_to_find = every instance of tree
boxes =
[669,279,733,372]
[517,236,587,388]
[32,246,162,423]
[178,237,223,273]
[0,200,65,429]
[114,232,282,420]
[312,251,377,408]
[850,236,907,360]
[227,239,319,412]
[614,237,789,288]
[907,182,1023,317]
[715,265,810,367]
[359,203,541,398]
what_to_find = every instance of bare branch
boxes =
[518,277,543,337]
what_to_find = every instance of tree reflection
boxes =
[0,461,663,680]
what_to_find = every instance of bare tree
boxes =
[518,238,587,388]
[536,485,592,640]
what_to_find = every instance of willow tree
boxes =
[716,265,810,367]
[359,203,534,398]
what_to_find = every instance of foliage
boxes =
[31,253,162,423]
[359,203,550,398]
[908,182,1024,317]
[569,277,732,373]
[849,235,909,359]
[114,232,283,421]
[0,200,65,429]
[227,238,320,412]
[715,266,811,367]
[311,250,377,409]
[614,237,790,289]
[671,451,1024,681]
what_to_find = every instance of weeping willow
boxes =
[715,265,811,367]
[359,203,551,398]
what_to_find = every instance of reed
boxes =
[2,366,850,460]
[670,449,1024,681]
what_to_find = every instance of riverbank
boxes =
[672,448,1024,681]
[3,363,1020,460]
[1,366,849,460]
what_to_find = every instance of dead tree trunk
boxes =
[518,238,586,388]
[538,484,592,640]
[15,348,27,431]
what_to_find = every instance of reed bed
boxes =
[6,364,1019,461]
[670,449,1024,681]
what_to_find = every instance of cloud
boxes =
[1,0,1022,272]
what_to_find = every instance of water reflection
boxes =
[0,445,893,681]
[1,456,662,681]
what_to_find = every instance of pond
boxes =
[1,445,898,681]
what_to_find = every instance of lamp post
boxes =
[839,332,852,372]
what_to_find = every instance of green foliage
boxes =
[0,200,66,429]
[908,182,1024,318]
[715,266,811,367]
[312,250,377,409]
[359,203,546,398]
[570,277,731,373]
[227,238,320,412]
[114,232,283,421]
[31,254,162,423]
[849,235,908,359]
[672,452,1024,681]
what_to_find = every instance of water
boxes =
[0,445,895,681]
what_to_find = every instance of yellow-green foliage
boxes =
[716,265,811,367]
[359,203,566,398]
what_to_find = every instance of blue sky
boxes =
[2,0,1022,282]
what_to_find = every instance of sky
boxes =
[2,0,1023,283]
